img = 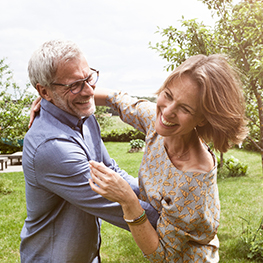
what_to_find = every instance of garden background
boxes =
[0,0,263,261]
[0,117,262,262]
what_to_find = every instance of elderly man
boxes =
[20,40,158,263]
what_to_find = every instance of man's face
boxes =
[48,56,96,118]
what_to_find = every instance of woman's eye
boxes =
[182,107,189,113]
[164,91,173,100]
[181,106,192,114]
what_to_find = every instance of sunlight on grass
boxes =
[104,116,131,132]
[0,146,262,262]
[101,221,148,263]
[0,172,26,263]
[214,148,262,262]
[104,141,144,178]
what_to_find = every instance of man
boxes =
[20,40,158,263]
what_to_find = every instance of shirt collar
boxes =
[40,99,88,129]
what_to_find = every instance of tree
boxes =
[149,0,263,170]
[95,106,113,130]
[0,58,36,153]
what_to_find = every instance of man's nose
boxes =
[80,81,95,95]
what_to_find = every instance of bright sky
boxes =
[0,0,217,97]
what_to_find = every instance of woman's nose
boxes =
[163,103,176,117]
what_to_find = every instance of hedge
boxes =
[101,127,145,142]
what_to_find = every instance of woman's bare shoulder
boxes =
[187,146,215,173]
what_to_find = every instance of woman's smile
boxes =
[161,115,177,127]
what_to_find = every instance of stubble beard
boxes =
[51,90,95,119]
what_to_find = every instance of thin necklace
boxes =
[165,129,198,160]
[164,144,192,160]
[175,148,191,159]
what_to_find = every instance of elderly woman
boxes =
[89,54,248,262]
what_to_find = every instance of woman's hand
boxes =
[89,160,137,205]
[89,160,159,255]
[28,97,41,128]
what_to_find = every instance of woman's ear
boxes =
[197,117,207,127]
[36,84,52,102]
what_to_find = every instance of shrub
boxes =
[217,155,248,178]
[0,141,22,154]
[128,139,145,153]
[101,127,145,142]
[0,178,13,194]
[130,139,145,149]
[239,216,263,261]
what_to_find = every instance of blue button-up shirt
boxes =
[20,99,158,263]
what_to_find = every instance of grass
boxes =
[0,173,26,263]
[215,149,263,262]
[0,145,262,262]
[102,144,263,263]
[103,116,131,132]
[101,142,148,262]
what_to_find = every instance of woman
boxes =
[89,54,248,262]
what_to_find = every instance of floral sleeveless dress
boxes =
[106,92,220,262]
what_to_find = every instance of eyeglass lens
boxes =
[71,71,98,94]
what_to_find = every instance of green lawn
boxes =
[0,144,262,262]
[104,115,131,132]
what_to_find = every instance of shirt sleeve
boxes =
[106,91,156,134]
[33,137,159,230]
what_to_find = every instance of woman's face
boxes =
[155,74,205,138]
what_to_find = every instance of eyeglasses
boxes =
[51,68,99,94]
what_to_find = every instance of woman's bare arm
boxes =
[28,97,41,128]
[94,88,116,106]
[28,87,115,127]
[89,160,159,255]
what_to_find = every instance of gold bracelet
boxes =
[123,210,147,226]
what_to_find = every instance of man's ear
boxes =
[36,84,52,101]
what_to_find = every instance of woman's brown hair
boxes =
[156,54,248,152]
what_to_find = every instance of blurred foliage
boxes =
[240,216,263,261]
[95,106,113,130]
[129,139,145,149]
[101,127,145,142]
[0,58,36,153]
[149,0,263,156]
[217,155,248,178]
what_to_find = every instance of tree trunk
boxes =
[252,84,263,173]
[220,152,224,168]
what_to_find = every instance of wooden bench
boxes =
[8,151,23,165]
[0,157,8,171]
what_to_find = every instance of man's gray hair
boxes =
[28,39,83,88]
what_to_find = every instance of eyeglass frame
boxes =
[51,68,99,94]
